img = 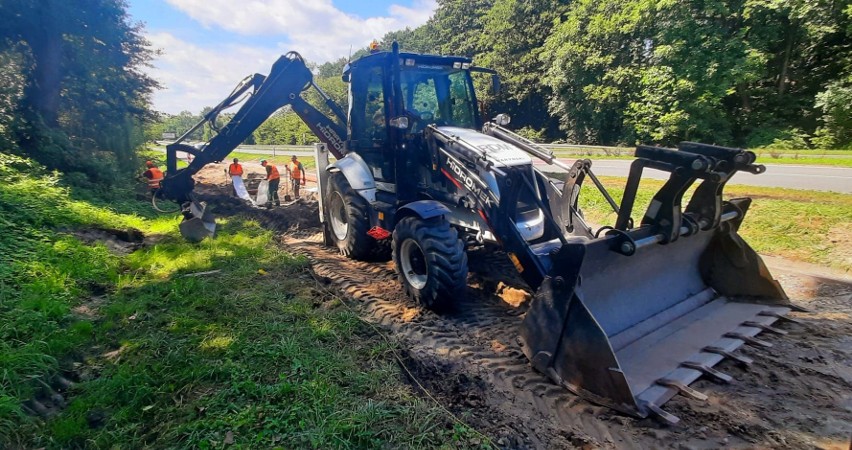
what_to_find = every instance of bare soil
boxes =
[191,166,852,450]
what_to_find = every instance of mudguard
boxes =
[397,200,451,221]
[328,152,377,203]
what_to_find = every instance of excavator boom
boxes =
[160,52,346,202]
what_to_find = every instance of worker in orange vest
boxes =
[286,155,306,200]
[261,159,280,207]
[225,157,244,196]
[142,161,164,195]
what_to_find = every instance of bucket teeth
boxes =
[643,402,680,426]
[656,378,708,401]
[742,321,787,335]
[680,361,733,383]
[702,346,753,366]
[758,310,802,325]
[725,332,773,348]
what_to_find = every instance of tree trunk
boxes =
[23,1,64,127]
[737,83,751,112]
[778,29,794,96]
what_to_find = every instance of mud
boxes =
[71,227,145,255]
[193,164,320,233]
[191,167,852,449]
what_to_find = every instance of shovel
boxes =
[283,173,293,202]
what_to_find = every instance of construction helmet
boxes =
[260,159,267,165]
[369,39,380,53]
[146,161,154,168]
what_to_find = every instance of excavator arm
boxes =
[160,52,347,202]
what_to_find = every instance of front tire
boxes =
[392,216,468,311]
[326,173,372,260]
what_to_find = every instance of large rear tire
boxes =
[326,173,372,260]
[392,216,468,311]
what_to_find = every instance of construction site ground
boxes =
[194,162,852,449]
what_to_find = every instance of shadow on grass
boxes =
[15,217,461,449]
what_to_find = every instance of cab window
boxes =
[350,66,385,145]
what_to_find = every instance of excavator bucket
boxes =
[520,142,799,424]
[179,199,216,243]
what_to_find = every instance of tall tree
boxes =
[0,0,158,179]
[477,0,570,138]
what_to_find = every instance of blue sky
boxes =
[126,0,436,114]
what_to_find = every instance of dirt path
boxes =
[191,169,852,449]
[280,231,851,449]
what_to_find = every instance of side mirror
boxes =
[389,116,409,130]
[493,114,511,126]
[491,73,501,95]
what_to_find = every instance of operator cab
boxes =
[343,48,482,192]
[344,50,480,142]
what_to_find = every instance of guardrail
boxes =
[152,141,852,159]
[154,141,633,156]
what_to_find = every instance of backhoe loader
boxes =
[159,43,800,423]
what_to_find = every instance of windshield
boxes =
[400,67,476,130]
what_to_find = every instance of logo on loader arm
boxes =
[446,158,493,207]
[316,123,344,152]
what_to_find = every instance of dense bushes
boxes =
[0,0,157,186]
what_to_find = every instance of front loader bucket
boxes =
[521,200,794,422]
[520,142,799,424]
[179,199,216,243]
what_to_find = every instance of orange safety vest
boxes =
[228,163,243,176]
[146,167,164,189]
[266,164,280,180]
[289,160,303,179]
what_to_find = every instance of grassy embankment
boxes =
[144,149,317,173]
[552,147,852,168]
[574,175,852,272]
[0,153,475,448]
[149,143,852,168]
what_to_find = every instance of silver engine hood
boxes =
[437,126,532,167]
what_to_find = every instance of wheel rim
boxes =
[329,191,348,240]
[400,239,428,290]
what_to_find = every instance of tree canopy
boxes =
[151,0,852,150]
[382,0,852,148]
[0,0,157,185]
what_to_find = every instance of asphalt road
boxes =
[532,159,852,193]
[159,146,851,193]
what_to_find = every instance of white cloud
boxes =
[144,0,436,113]
[147,32,286,114]
[163,0,436,62]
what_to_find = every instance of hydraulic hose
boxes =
[151,188,181,213]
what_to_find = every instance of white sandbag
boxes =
[231,176,253,203]
[255,180,269,205]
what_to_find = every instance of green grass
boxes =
[143,146,317,172]
[572,175,852,272]
[0,152,476,448]
[552,151,852,168]
[228,151,318,171]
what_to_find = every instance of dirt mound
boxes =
[191,162,321,233]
